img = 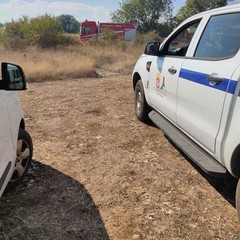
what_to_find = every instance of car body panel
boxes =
[0,63,28,197]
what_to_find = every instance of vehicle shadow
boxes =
[170,141,238,208]
[145,119,238,209]
[0,160,110,240]
[188,158,238,208]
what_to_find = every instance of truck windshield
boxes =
[80,25,91,35]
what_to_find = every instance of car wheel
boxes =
[7,128,33,189]
[135,79,151,122]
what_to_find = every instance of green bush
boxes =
[102,29,118,42]
[0,15,75,49]
[55,33,76,46]
[93,29,119,47]
[2,17,28,49]
[22,15,64,48]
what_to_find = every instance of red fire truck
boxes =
[80,20,136,41]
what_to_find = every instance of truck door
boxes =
[176,13,240,153]
[149,21,200,123]
[148,56,184,122]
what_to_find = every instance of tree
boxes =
[57,14,80,33]
[1,15,73,49]
[2,16,29,49]
[111,0,173,33]
[176,0,227,24]
[22,14,64,48]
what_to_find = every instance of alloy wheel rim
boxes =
[10,139,30,182]
[137,91,142,113]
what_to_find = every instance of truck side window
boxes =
[194,13,240,59]
[165,21,200,57]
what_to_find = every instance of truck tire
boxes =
[236,178,240,220]
[7,128,33,190]
[135,79,151,122]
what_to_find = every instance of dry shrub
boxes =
[88,40,144,74]
[23,47,96,82]
[134,32,163,45]
[0,39,144,82]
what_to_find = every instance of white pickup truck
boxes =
[132,4,240,219]
[0,62,33,197]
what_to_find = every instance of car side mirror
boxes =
[144,41,161,56]
[0,62,27,91]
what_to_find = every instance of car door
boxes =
[0,91,15,193]
[176,12,240,153]
[148,20,201,123]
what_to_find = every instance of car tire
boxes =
[135,79,151,122]
[7,128,33,189]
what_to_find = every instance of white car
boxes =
[0,62,33,197]
[132,4,240,219]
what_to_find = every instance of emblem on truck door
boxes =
[156,72,161,89]
[156,72,167,97]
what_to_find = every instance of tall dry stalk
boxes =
[0,41,143,82]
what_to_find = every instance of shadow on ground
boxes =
[190,159,238,208]
[0,160,109,240]
[147,118,238,209]
[171,141,238,208]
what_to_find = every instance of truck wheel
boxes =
[7,129,33,189]
[135,79,151,122]
[236,178,240,220]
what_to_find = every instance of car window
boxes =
[195,13,240,59]
[165,21,200,57]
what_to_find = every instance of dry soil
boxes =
[0,75,240,239]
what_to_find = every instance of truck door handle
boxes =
[168,67,177,75]
[207,75,223,85]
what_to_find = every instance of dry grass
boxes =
[0,40,144,82]
[1,76,239,239]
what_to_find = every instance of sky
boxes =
[0,0,239,24]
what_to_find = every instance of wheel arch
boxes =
[19,118,25,130]
[6,127,33,190]
[230,144,240,177]
[132,72,141,90]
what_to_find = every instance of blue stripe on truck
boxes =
[179,68,238,95]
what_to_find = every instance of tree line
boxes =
[0,14,79,49]
[0,0,227,49]
[111,0,227,36]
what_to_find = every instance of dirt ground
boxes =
[0,75,240,239]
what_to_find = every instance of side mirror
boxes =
[144,41,161,56]
[0,62,27,91]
